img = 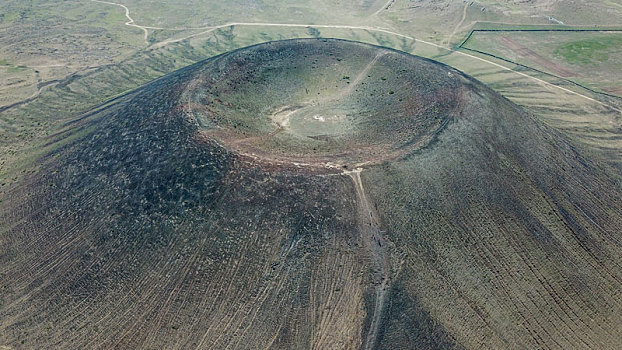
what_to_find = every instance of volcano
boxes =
[1,39,621,349]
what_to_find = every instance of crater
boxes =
[182,39,467,168]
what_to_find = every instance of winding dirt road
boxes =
[91,0,156,42]
[445,2,469,46]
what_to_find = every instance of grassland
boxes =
[555,34,622,64]
[463,30,622,95]
[0,0,144,107]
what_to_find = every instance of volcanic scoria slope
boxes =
[2,39,622,349]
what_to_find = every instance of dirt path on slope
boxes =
[346,168,391,350]
[373,0,396,16]
[338,51,385,100]
[264,51,385,136]
[446,2,469,46]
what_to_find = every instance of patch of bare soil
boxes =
[603,86,622,97]
[497,36,578,77]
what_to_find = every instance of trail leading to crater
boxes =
[346,168,391,350]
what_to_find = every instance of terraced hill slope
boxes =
[1,39,621,349]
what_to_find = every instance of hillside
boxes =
[1,39,621,349]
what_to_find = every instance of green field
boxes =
[555,34,622,64]
[464,30,622,95]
